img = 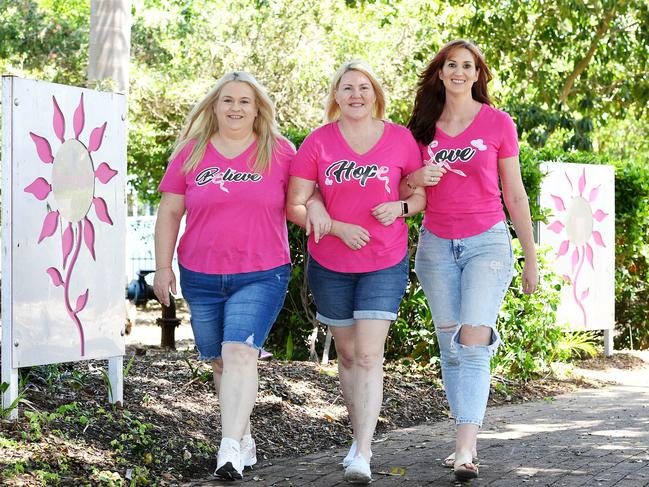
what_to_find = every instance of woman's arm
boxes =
[499,156,538,294]
[153,192,186,306]
[286,176,370,250]
[399,165,447,199]
[371,186,427,226]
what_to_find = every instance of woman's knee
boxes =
[221,342,258,367]
[457,325,493,346]
[354,347,384,371]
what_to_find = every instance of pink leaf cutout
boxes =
[547,220,565,233]
[565,172,573,192]
[29,133,54,163]
[38,211,59,243]
[557,240,570,257]
[578,168,586,196]
[592,231,605,247]
[588,185,600,202]
[571,247,580,272]
[593,209,608,222]
[46,267,64,287]
[93,197,113,225]
[24,178,52,200]
[585,242,594,269]
[75,289,89,313]
[52,96,65,143]
[83,217,96,260]
[62,223,73,269]
[73,93,85,139]
[550,194,565,211]
[581,288,590,301]
[95,163,118,184]
[88,122,107,152]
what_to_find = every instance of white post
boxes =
[1,75,19,420]
[108,356,123,405]
[603,329,614,357]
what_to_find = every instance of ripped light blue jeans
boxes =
[415,221,514,426]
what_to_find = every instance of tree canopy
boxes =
[1,0,647,203]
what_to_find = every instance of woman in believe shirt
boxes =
[404,40,538,482]
[287,61,425,484]
[154,72,293,481]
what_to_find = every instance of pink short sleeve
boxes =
[289,132,318,181]
[498,113,519,159]
[159,143,193,194]
[402,130,423,176]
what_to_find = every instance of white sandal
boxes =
[453,450,479,481]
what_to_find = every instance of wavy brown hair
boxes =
[407,39,493,145]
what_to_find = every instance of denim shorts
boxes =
[306,254,409,326]
[179,264,291,360]
[414,221,514,352]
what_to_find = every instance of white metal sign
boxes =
[539,162,615,332]
[2,76,126,414]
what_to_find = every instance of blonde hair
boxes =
[324,60,386,122]
[170,72,282,174]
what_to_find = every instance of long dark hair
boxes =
[407,39,493,145]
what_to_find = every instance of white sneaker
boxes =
[240,435,257,468]
[343,442,372,469]
[344,455,372,484]
[342,441,357,468]
[214,437,243,480]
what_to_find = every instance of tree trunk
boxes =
[88,0,132,93]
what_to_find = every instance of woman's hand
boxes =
[153,267,177,306]
[521,260,538,294]
[306,199,332,243]
[411,165,446,187]
[332,221,370,250]
[371,201,402,226]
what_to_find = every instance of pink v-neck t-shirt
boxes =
[420,104,519,239]
[290,121,422,273]
[159,138,295,274]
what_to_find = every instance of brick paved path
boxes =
[186,361,649,486]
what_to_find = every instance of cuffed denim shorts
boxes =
[179,264,291,360]
[414,221,514,352]
[306,254,409,327]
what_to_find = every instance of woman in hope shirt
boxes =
[405,40,538,481]
[154,72,294,481]
[287,61,425,484]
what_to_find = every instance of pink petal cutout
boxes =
[73,93,85,139]
[564,172,573,191]
[551,194,565,211]
[592,231,605,247]
[578,168,586,196]
[557,240,570,257]
[52,96,65,143]
[38,211,59,243]
[585,242,594,268]
[593,209,608,222]
[83,217,96,260]
[562,274,572,284]
[88,122,107,152]
[94,162,118,184]
[29,133,54,163]
[93,197,114,225]
[24,177,52,200]
[588,185,600,202]
[547,220,565,233]
[62,223,73,269]
[571,247,580,272]
[75,289,89,313]
[46,267,64,287]
[581,288,590,301]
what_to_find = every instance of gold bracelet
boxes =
[406,174,417,190]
